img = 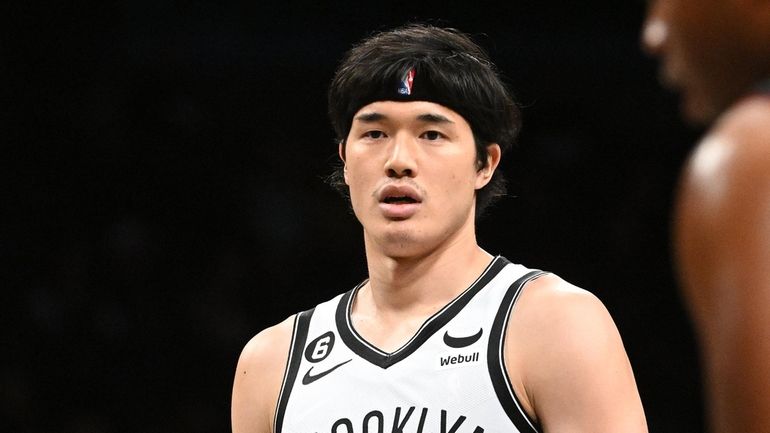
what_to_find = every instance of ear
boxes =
[338,141,349,185]
[475,143,501,189]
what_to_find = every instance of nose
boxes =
[384,133,417,178]
[641,17,668,57]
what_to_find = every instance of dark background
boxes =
[4,1,705,432]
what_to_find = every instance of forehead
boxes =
[351,100,470,127]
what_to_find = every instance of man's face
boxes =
[341,100,498,259]
[642,0,754,123]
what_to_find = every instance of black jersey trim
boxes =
[335,256,509,369]
[488,270,547,433]
[273,308,314,433]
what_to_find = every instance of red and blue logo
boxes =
[398,68,415,95]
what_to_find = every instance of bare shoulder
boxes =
[677,96,770,432]
[510,274,619,359]
[684,96,770,207]
[236,316,296,374]
[717,95,770,148]
[506,274,647,432]
[713,96,770,197]
[676,96,770,323]
[231,316,296,433]
[506,274,623,385]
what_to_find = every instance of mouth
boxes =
[378,184,423,204]
[377,184,423,219]
[382,196,419,205]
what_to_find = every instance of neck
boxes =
[360,222,492,315]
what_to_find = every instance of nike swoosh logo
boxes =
[443,328,483,348]
[301,359,352,385]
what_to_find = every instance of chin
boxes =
[369,228,433,260]
[380,232,421,255]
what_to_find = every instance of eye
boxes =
[420,130,444,140]
[364,130,386,139]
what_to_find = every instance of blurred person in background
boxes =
[642,1,770,432]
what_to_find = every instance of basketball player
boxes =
[232,24,647,433]
[642,2,770,432]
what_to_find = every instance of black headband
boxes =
[340,64,482,142]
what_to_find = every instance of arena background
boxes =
[4,1,705,432]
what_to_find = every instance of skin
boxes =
[232,101,647,433]
[642,0,770,123]
[674,99,770,433]
[643,1,770,431]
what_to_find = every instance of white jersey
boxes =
[275,256,546,433]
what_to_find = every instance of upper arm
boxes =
[505,275,647,433]
[674,99,770,433]
[231,316,295,433]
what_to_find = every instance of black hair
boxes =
[327,24,521,217]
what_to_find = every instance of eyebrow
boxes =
[353,112,455,124]
[354,112,387,123]
[416,113,454,124]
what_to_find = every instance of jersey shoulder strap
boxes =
[273,308,314,433]
[488,270,548,433]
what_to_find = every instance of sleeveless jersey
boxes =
[274,256,546,433]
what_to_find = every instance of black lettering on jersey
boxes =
[416,407,428,433]
[332,418,353,433]
[392,406,415,433]
[305,331,335,363]
[363,410,384,433]
[441,410,466,433]
[328,407,483,433]
[439,352,479,367]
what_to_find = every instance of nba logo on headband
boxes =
[398,68,415,95]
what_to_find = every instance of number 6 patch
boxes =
[304,331,335,363]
